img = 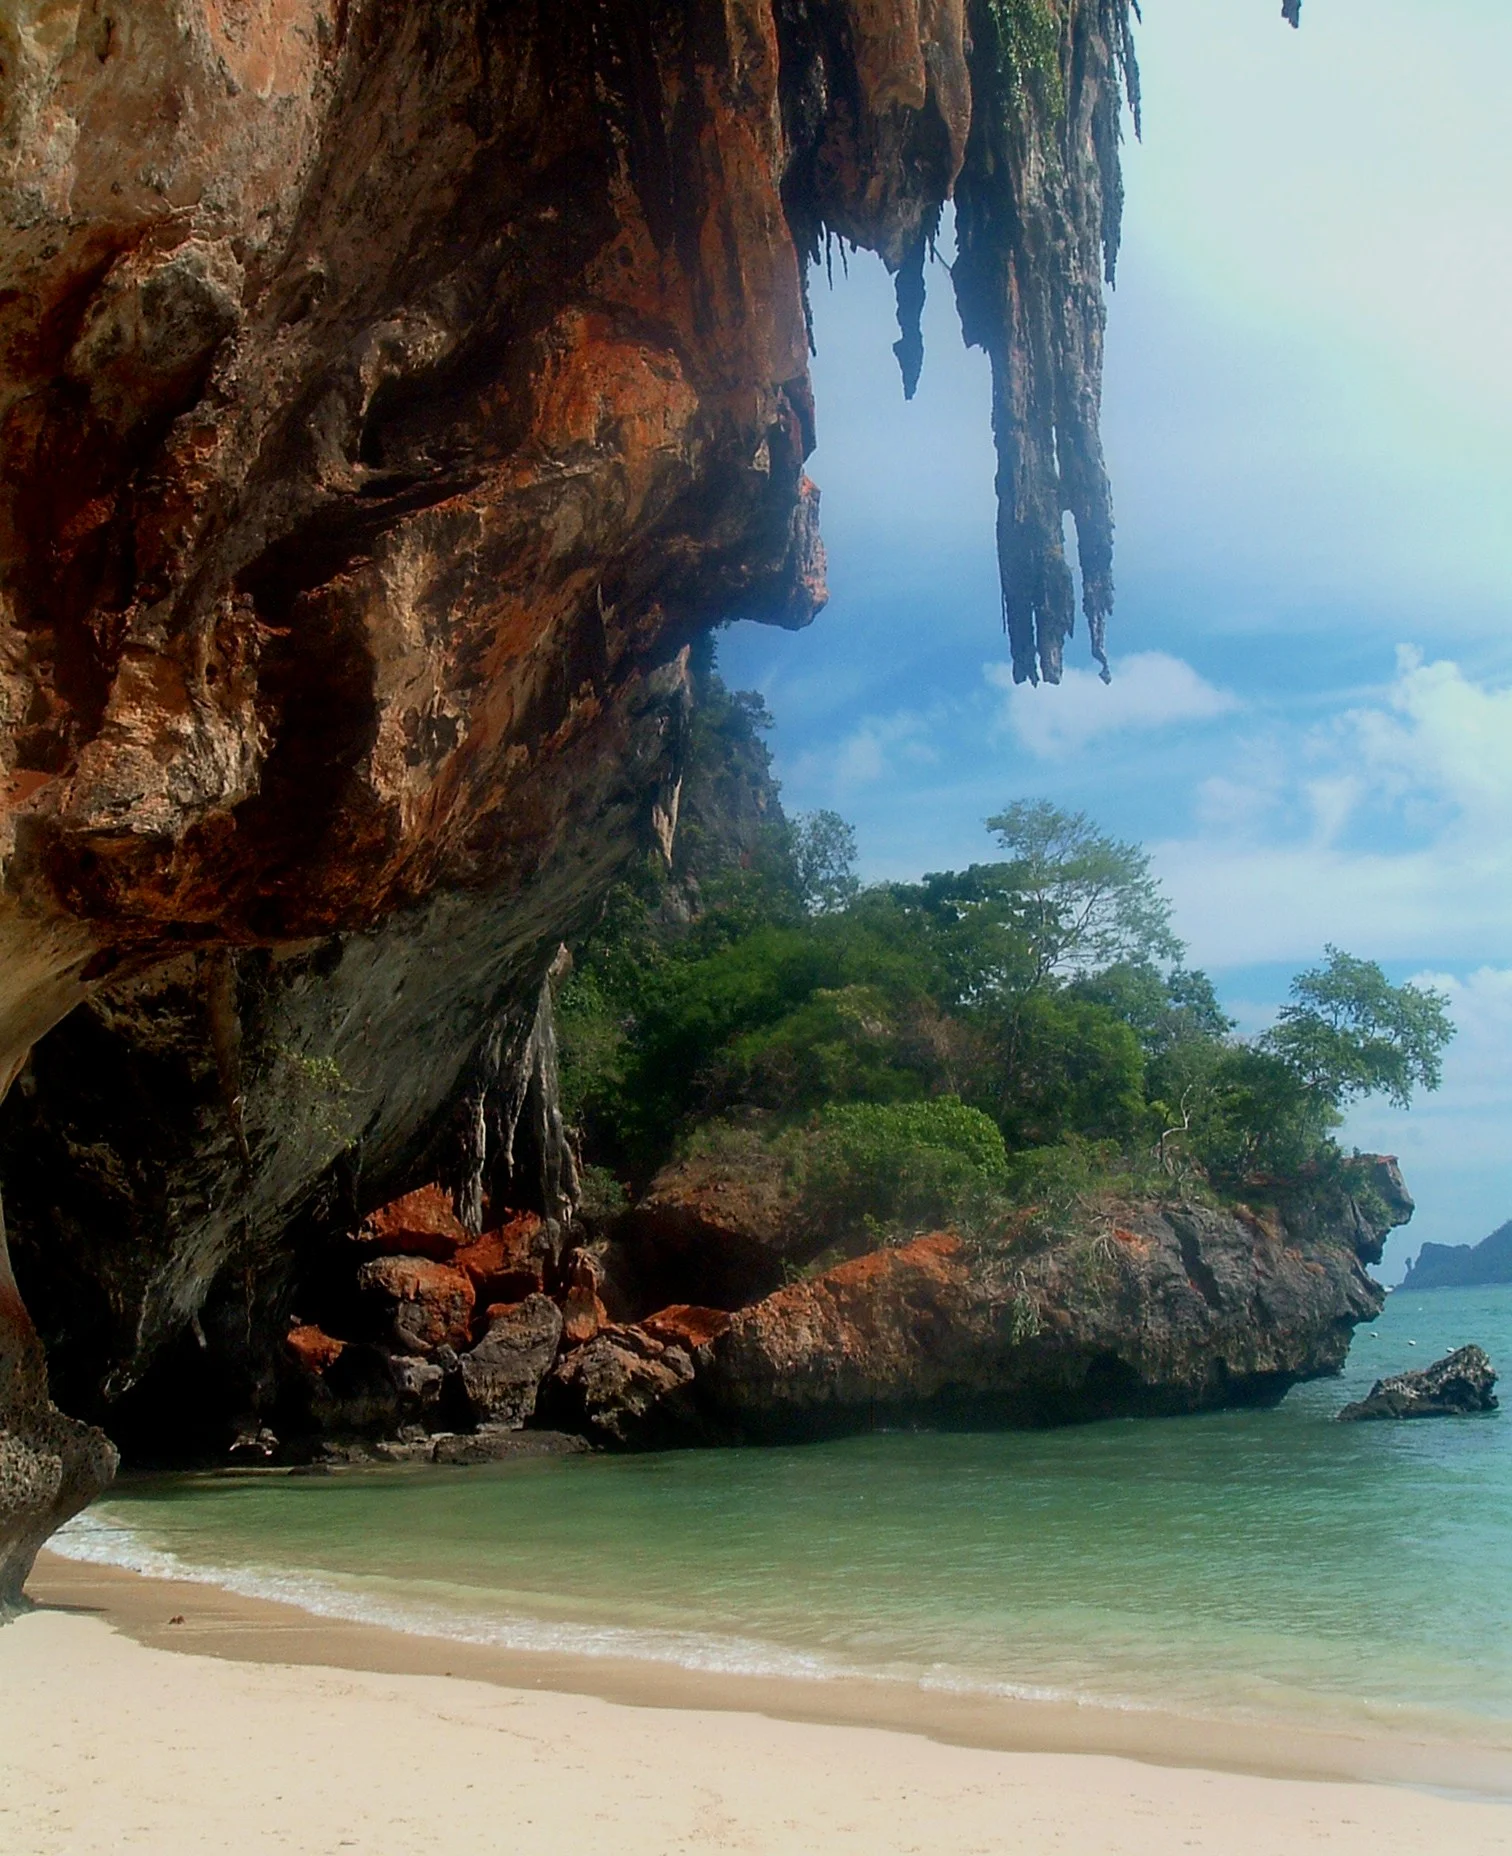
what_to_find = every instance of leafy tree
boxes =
[1151,1041,1325,1184]
[711,985,925,1117]
[1261,947,1454,1111]
[1069,961,1233,1055]
[982,800,1183,984]
[789,809,861,914]
[987,990,1147,1148]
[558,708,1450,1236]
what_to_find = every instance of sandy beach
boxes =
[0,1554,1507,1855]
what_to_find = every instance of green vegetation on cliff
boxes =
[558,663,1453,1245]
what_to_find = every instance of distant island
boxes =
[1401,1221,1512,1291]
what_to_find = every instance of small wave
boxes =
[53,1507,1124,1709]
[57,1506,1509,1755]
[51,1508,862,1684]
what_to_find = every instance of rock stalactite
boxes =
[953,0,1138,685]
[453,964,581,1243]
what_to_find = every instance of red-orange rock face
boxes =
[356,1253,475,1355]
[2,0,875,1024]
[707,1233,979,1414]
[357,1184,467,1261]
[641,1304,735,1351]
[616,1137,813,1310]
[561,1248,610,1347]
[695,1193,1404,1441]
[285,1321,347,1377]
[455,1214,548,1308]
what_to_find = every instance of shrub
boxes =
[575,1163,629,1221]
[797,1098,1009,1243]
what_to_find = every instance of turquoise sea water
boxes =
[55,1284,1512,1745]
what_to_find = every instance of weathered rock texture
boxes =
[0,0,1147,1599]
[626,1166,1409,1441]
[610,1138,812,1313]
[0,1,1337,1596]
[544,1322,699,1448]
[0,1201,116,1618]
[1338,1345,1498,1422]
[457,1293,564,1429]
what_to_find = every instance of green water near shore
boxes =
[56,1284,1512,1743]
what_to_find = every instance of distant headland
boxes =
[1402,1221,1512,1292]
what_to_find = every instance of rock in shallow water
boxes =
[430,1427,590,1466]
[1337,1345,1498,1421]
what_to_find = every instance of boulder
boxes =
[357,1184,468,1261]
[612,1136,810,1312]
[457,1294,564,1428]
[1338,1345,1498,1421]
[357,1255,475,1355]
[389,1356,448,1424]
[431,1427,592,1466]
[700,1235,980,1432]
[454,1213,549,1306]
[561,1248,609,1346]
[544,1326,697,1446]
[284,1323,346,1376]
[312,1344,447,1436]
[641,1304,733,1351]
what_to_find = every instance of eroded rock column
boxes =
[0,1195,116,1616]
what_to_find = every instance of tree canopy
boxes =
[1263,947,1453,1111]
[556,732,1454,1236]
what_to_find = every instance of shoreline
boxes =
[27,1549,1512,1802]
[4,1556,1511,1856]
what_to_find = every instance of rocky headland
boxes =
[1400,1222,1512,1293]
[138,1145,1411,1464]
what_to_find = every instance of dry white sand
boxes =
[4,1591,1512,1855]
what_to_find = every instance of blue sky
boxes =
[720,0,1512,1279]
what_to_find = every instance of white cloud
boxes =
[988,651,1237,760]
[789,709,939,797]
[1348,647,1512,820]
[1157,651,1512,969]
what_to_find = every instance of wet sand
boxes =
[0,1552,1509,1854]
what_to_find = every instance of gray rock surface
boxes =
[1338,1345,1498,1421]
[430,1427,590,1466]
[544,1327,697,1448]
[457,1295,563,1429]
[0,1206,116,1615]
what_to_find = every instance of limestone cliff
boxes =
[0,1,1310,1606]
